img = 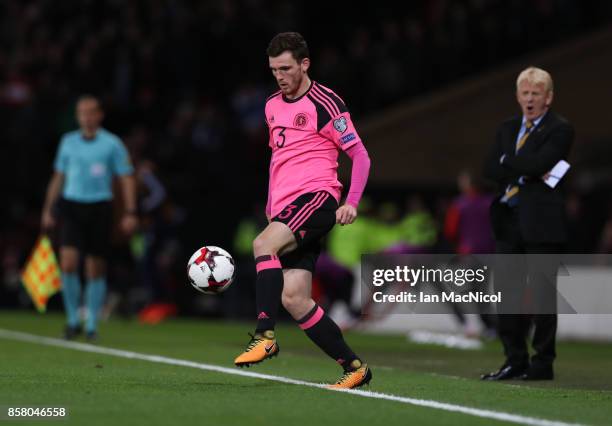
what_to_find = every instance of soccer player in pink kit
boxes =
[233,32,372,389]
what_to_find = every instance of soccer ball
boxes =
[187,246,235,294]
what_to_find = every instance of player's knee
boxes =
[252,235,276,257]
[60,259,78,273]
[85,259,106,280]
[85,270,105,281]
[281,291,307,315]
[281,292,296,313]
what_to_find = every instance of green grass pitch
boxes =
[1,311,611,425]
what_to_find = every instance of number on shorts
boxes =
[278,204,297,220]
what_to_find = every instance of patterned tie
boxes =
[501,120,534,207]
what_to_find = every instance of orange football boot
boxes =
[234,331,279,367]
[327,361,372,389]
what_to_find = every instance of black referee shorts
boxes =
[272,191,337,272]
[57,198,113,257]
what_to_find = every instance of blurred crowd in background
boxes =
[2,0,612,320]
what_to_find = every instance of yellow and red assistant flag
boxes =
[21,235,62,312]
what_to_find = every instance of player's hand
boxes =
[542,172,551,181]
[121,213,139,235]
[336,204,357,225]
[41,210,56,231]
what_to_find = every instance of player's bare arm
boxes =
[118,175,138,235]
[41,171,65,230]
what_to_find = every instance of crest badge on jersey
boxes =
[294,113,308,128]
[333,117,348,133]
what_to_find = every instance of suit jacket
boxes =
[483,111,574,243]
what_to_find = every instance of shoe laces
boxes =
[334,369,355,385]
[245,332,263,352]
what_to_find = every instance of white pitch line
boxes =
[0,328,583,426]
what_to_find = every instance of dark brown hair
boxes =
[266,32,309,61]
[76,94,102,110]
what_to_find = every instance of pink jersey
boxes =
[265,81,362,218]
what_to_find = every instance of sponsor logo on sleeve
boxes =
[340,133,356,144]
[333,117,348,133]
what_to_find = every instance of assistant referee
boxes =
[41,95,138,340]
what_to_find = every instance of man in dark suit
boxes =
[482,67,574,381]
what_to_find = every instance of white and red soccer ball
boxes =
[187,246,235,294]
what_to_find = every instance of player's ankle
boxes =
[255,329,275,339]
[344,358,363,372]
